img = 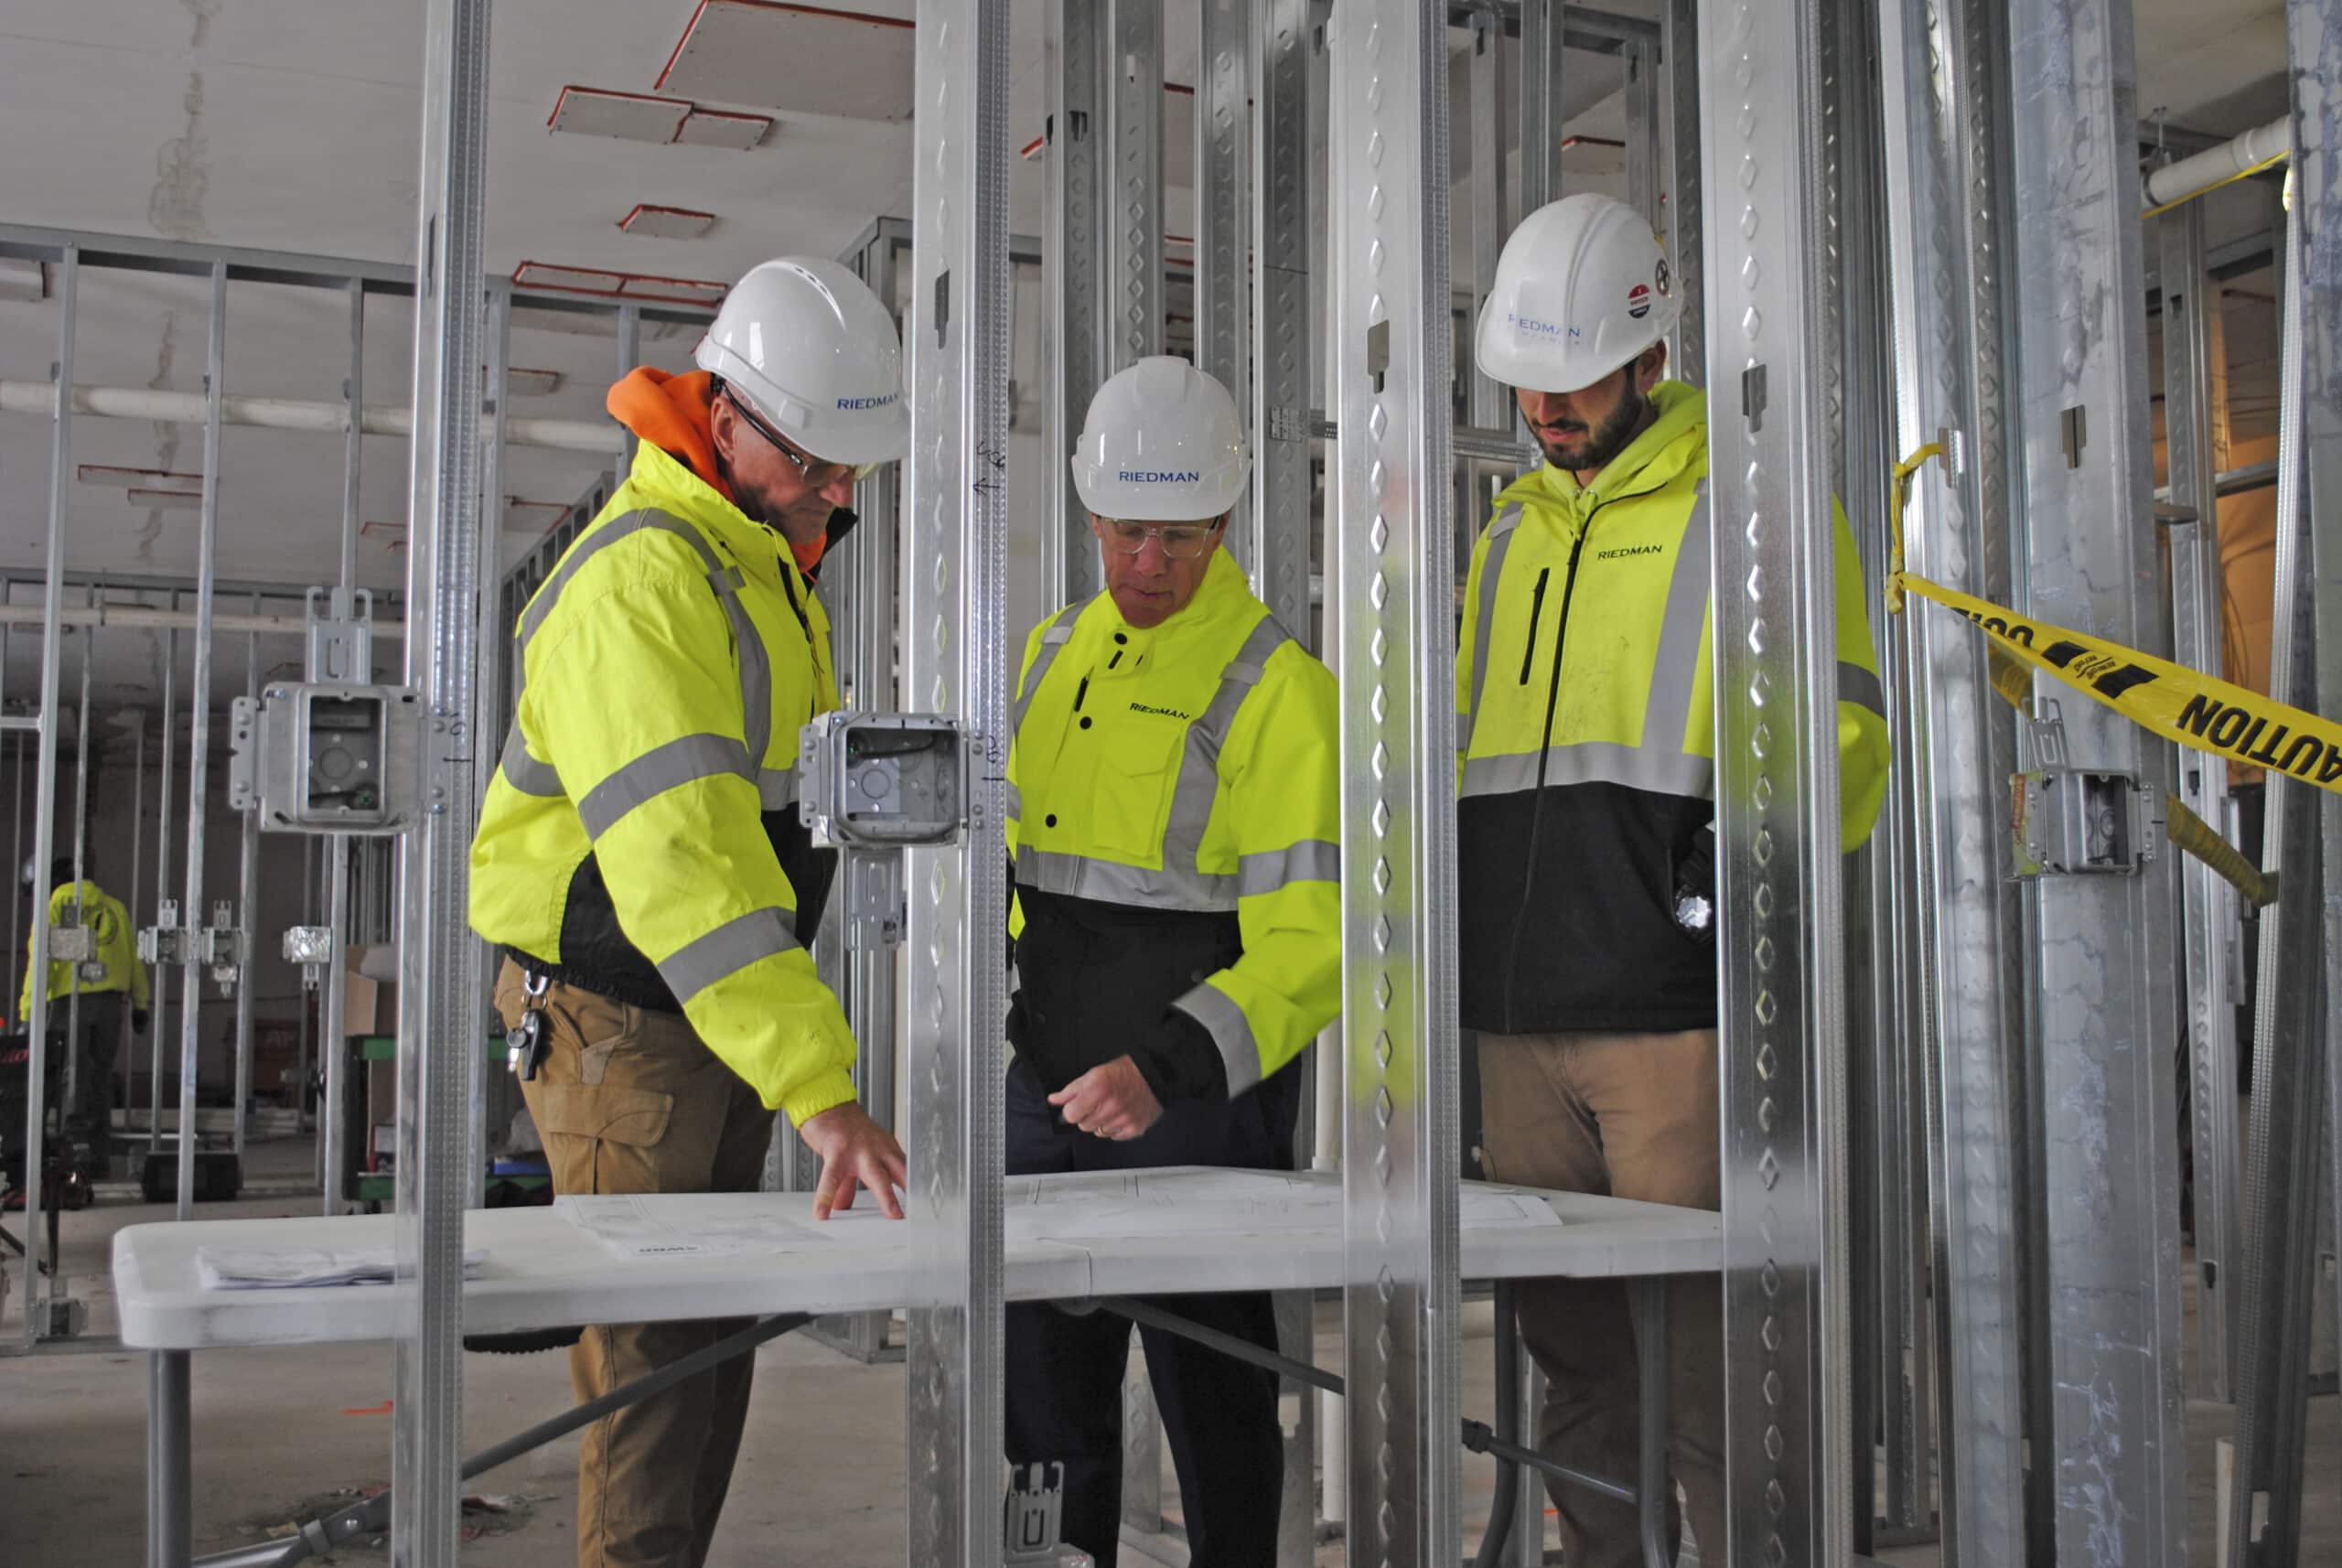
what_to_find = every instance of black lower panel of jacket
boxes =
[1008,886,1241,1100]
[1457,779,1717,1036]
[510,809,837,1013]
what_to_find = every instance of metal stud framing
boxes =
[1045,0,1106,611]
[2156,189,2242,1404]
[18,246,74,1350]
[2227,197,2322,1568]
[176,262,227,1226]
[1694,0,1853,1561]
[1106,0,1165,372]
[2294,0,2342,1429]
[1249,0,1316,638]
[391,1,492,1561]
[1517,0,1568,213]
[2002,1,2187,1560]
[1329,2,1461,1562]
[902,0,1012,1560]
[1874,0,2026,1554]
[1661,0,1704,377]
[1197,0,1251,444]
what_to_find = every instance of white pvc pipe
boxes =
[2145,117,2290,211]
[0,380,616,454]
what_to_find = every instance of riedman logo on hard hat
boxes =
[1626,284,1653,321]
[1119,470,1204,483]
[836,392,899,411]
[1507,310,1571,338]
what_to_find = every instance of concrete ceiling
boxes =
[0,0,2297,725]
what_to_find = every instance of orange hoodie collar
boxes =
[607,367,830,575]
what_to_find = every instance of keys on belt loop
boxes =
[507,969,553,1080]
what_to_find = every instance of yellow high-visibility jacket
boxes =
[1007,551,1340,1101]
[469,441,857,1126]
[1456,381,1889,1034]
[19,879,149,1019]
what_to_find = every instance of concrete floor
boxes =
[3,1133,2337,1566]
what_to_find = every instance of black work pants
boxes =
[1003,1055,1299,1568]
[48,992,124,1139]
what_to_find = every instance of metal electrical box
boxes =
[2012,768,2165,877]
[799,712,965,848]
[230,682,424,834]
[799,713,967,950]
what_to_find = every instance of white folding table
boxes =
[113,1167,1719,1566]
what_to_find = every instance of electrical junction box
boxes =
[2012,768,2165,878]
[800,714,967,950]
[799,712,965,848]
[230,683,424,835]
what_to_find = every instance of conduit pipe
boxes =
[2144,117,2291,216]
[0,604,402,638]
[0,381,615,454]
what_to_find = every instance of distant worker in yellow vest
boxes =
[470,256,910,1568]
[1460,194,1888,1566]
[1003,358,1342,1568]
[20,858,149,1177]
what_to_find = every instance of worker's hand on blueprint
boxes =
[1047,1055,1164,1142]
[799,1101,909,1220]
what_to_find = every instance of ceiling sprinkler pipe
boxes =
[0,380,616,453]
[0,603,405,639]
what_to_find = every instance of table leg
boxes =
[149,1349,190,1568]
[1635,1278,1671,1568]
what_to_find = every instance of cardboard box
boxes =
[342,944,401,1037]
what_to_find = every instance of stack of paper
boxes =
[196,1246,489,1291]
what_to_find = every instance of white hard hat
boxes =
[694,256,908,468]
[1070,357,1252,522]
[1475,194,1681,395]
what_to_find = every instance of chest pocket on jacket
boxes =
[1086,714,1187,864]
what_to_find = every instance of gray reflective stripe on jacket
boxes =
[1015,614,1309,912]
[657,905,801,1004]
[1173,982,1264,1097]
[1638,481,1713,755]
[499,507,784,811]
[575,733,755,841]
[1014,616,1075,732]
[1460,741,1715,802]
[1462,502,1525,754]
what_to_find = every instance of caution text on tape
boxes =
[1890,570,2342,795]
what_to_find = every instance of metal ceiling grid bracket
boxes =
[1249,0,1316,641]
[1329,1,1463,1562]
[1045,0,1106,610]
[2002,0,2188,1561]
[903,0,1013,1560]
[1873,0,2027,1555]
[1694,0,1854,1561]
[1106,0,1166,372]
[392,2,494,1563]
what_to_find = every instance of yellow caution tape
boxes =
[1887,446,2342,805]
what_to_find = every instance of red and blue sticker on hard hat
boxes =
[1626,283,1652,320]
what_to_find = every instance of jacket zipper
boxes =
[1516,567,1552,685]
[1499,506,1598,1026]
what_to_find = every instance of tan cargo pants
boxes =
[1477,1027,1724,1568]
[497,960,778,1568]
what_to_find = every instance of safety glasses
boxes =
[724,388,883,486]
[1097,517,1224,560]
